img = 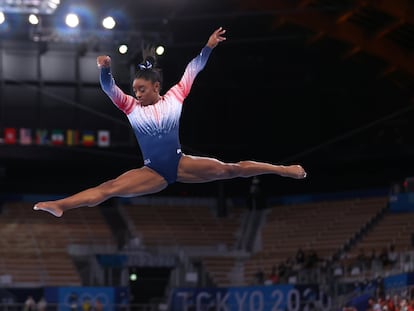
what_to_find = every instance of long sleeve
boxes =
[100,67,137,115]
[168,46,212,104]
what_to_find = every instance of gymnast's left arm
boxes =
[170,27,226,103]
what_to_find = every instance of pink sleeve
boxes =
[100,67,137,115]
[105,84,137,115]
[167,46,212,104]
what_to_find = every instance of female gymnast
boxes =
[33,27,307,217]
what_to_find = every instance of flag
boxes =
[35,129,48,145]
[51,129,64,146]
[19,128,32,145]
[82,131,95,147]
[4,128,17,145]
[98,130,110,147]
[66,129,79,146]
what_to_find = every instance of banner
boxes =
[55,287,114,311]
[389,193,414,212]
[170,285,331,311]
[43,286,128,307]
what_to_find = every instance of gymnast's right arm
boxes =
[97,55,136,115]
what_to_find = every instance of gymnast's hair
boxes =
[136,48,163,89]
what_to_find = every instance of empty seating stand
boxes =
[0,202,116,286]
[122,204,244,248]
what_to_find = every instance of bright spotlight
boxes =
[28,14,39,25]
[65,13,79,28]
[155,45,165,56]
[102,16,116,30]
[118,44,128,54]
[129,273,137,281]
[0,12,5,25]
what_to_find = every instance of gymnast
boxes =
[34,27,307,217]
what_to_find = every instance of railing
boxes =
[333,249,414,282]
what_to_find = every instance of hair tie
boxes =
[138,60,153,70]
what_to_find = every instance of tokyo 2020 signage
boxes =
[171,284,331,311]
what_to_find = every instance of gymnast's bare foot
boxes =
[33,202,64,217]
[281,165,307,179]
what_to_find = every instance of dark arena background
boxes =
[1,0,414,310]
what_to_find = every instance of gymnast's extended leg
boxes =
[33,167,168,217]
[177,155,306,183]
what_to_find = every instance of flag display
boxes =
[4,128,17,145]
[19,128,32,145]
[82,131,95,147]
[98,130,110,147]
[66,129,79,146]
[36,129,48,145]
[0,128,110,148]
[51,129,64,146]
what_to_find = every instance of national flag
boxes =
[66,129,79,146]
[19,128,32,145]
[82,131,95,147]
[51,129,64,146]
[35,129,48,145]
[4,128,17,145]
[97,130,110,147]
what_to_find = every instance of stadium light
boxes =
[155,45,165,56]
[65,13,79,28]
[0,12,5,25]
[118,44,128,54]
[28,14,39,25]
[129,273,137,281]
[102,16,116,30]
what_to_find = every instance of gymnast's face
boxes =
[132,78,160,106]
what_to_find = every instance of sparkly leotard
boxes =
[100,46,212,183]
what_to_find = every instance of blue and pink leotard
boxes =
[100,46,212,184]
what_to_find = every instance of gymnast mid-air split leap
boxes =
[33,27,307,217]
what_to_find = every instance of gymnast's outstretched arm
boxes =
[168,27,226,103]
[97,55,137,115]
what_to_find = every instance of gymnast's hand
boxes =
[207,27,226,49]
[97,55,111,68]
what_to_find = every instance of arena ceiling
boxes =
[1,0,414,197]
